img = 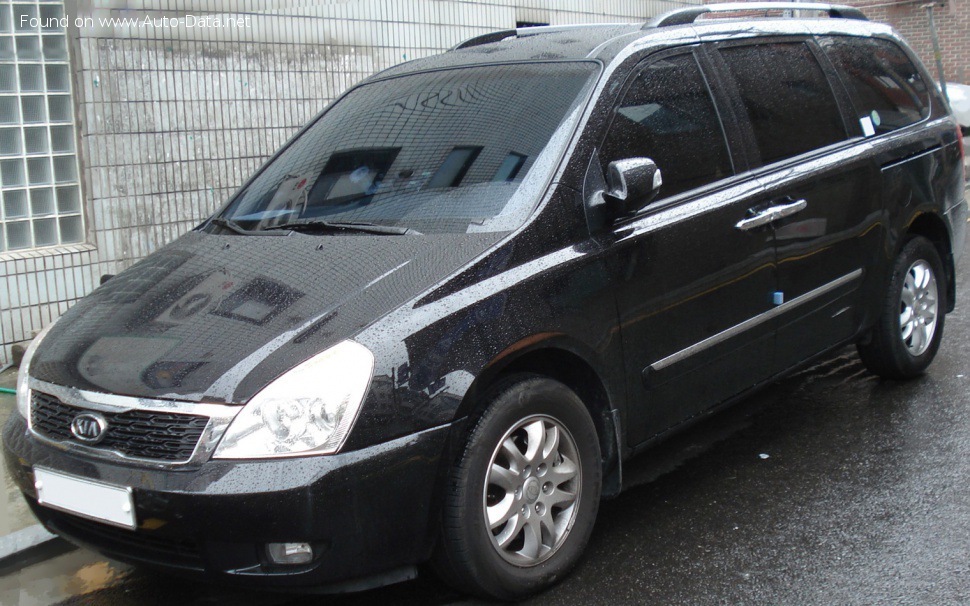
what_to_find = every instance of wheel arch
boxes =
[456,342,624,499]
[904,212,955,312]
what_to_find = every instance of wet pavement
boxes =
[4,245,970,604]
[0,367,38,538]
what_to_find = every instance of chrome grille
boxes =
[30,391,209,462]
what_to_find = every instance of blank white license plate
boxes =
[34,467,136,530]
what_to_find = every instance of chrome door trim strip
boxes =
[649,268,863,372]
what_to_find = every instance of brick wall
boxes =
[852,0,970,84]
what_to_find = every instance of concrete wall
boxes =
[0,0,692,364]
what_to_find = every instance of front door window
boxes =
[601,51,733,203]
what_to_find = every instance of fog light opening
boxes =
[266,542,314,565]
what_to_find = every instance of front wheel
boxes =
[857,236,947,379]
[432,375,601,600]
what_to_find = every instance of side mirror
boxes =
[604,158,662,216]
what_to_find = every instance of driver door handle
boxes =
[736,199,807,231]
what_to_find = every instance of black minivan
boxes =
[5,3,967,600]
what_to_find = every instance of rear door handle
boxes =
[767,199,808,220]
[736,199,807,231]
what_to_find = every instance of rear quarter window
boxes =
[820,36,930,135]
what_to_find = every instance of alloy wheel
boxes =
[900,259,938,356]
[483,414,582,566]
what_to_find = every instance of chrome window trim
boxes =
[26,378,240,469]
[650,268,863,371]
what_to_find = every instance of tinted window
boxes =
[720,42,846,165]
[219,63,598,234]
[601,53,733,201]
[820,36,929,135]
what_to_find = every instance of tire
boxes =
[432,375,602,601]
[857,236,947,379]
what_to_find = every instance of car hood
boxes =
[29,230,503,403]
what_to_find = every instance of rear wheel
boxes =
[432,375,601,600]
[857,236,947,379]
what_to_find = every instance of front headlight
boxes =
[16,319,58,420]
[212,340,374,459]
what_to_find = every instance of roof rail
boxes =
[452,24,630,51]
[645,2,867,28]
[452,29,516,50]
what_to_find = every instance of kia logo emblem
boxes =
[70,413,108,444]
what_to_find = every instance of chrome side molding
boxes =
[650,268,863,372]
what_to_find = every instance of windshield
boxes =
[216,62,598,234]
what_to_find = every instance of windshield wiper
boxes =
[210,217,251,234]
[209,217,288,236]
[263,220,421,236]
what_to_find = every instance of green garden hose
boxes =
[0,387,16,394]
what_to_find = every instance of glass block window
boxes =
[0,0,82,252]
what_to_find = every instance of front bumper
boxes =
[3,413,453,590]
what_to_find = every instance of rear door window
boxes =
[819,36,930,136]
[718,42,848,165]
[600,51,734,201]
